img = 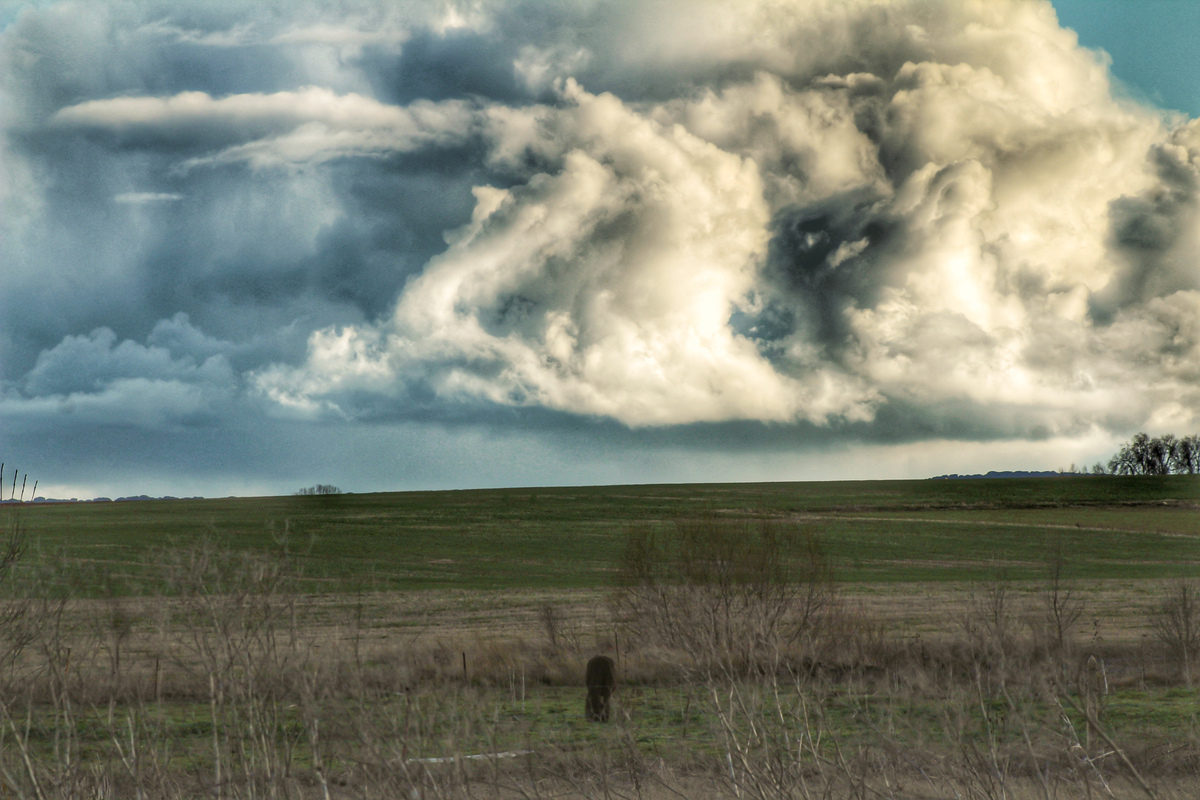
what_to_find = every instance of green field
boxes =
[11,474,1200,593]
[4,476,1200,798]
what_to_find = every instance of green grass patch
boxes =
[5,475,1199,594]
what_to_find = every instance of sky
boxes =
[1053,0,1200,117]
[1,0,1199,499]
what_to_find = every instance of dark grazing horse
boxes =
[585,655,615,722]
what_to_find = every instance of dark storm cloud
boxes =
[2,0,1200,497]
[760,189,901,350]
[1096,126,1200,321]
[1,4,297,125]
[363,29,527,105]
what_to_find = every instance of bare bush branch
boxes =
[614,514,835,673]
[1149,580,1200,685]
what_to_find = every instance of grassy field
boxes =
[2,476,1200,798]
[12,474,1200,593]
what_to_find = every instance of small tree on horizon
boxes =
[295,484,342,496]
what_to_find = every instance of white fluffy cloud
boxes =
[252,0,1199,437]
[257,82,878,425]
[6,0,1200,457]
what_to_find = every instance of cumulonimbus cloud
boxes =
[257,81,880,425]
[9,0,1200,442]
[253,0,1200,436]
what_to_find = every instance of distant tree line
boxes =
[1101,433,1200,475]
[295,484,342,496]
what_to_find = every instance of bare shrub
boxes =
[1149,579,1200,685]
[0,507,32,673]
[0,540,73,693]
[809,598,888,673]
[154,540,319,796]
[539,602,562,650]
[538,602,583,652]
[1037,540,1084,660]
[614,514,834,673]
[0,510,23,583]
[161,540,304,684]
[962,563,1018,671]
[1025,538,1087,683]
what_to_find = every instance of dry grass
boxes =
[0,528,1199,798]
[6,578,1182,695]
